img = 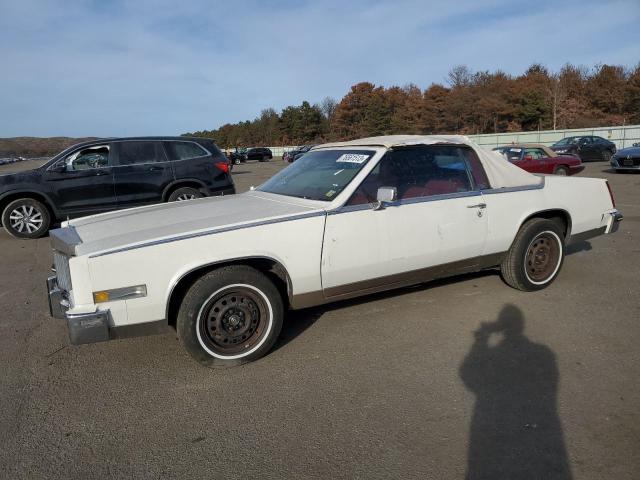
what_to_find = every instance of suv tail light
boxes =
[606,180,616,208]
[214,161,229,174]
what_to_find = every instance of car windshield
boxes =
[494,147,522,162]
[258,149,375,201]
[554,137,580,146]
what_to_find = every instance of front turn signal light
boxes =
[93,285,146,304]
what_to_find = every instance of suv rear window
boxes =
[165,141,208,161]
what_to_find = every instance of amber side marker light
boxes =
[93,285,147,304]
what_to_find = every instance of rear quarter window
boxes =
[165,141,208,161]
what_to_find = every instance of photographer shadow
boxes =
[459,304,572,480]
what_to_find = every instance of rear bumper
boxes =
[608,210,623,233]
[568,210,623,243]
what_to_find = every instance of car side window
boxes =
[524,148,544,160]
[117,141,160,165]
[347,146,473,205]
[165,141,208,161]
[63,145,110,171]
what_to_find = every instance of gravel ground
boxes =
[0,158,638,479]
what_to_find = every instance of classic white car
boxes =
[47,135,623,366]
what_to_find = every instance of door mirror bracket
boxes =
[374,186,397,210]
[48,163,66,173]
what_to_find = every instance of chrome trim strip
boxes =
[328,190,482,215]
[50,226,83,256]
[480,179,545,195]
[89,211,327,258]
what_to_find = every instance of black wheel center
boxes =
[200,289,267,354]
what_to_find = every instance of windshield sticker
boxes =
[326,190,336,198]
[509,148,522,152]
[336,153,369,164]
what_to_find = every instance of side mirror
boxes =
[49,163,66,173]
[374,186,397,210]
[523,154,533,161]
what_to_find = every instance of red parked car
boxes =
[493,144,584,176]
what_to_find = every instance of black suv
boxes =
[550,135,616,162]
[246,147,273,161]
[0,137,235,239]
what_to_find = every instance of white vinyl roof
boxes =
[314,135,542,189]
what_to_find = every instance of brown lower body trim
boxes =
[568,226,606,244]
[291,252,506,309]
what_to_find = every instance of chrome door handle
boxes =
[467,203,487,209]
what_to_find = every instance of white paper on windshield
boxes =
[509,148,522,152]
[336,153,369,164]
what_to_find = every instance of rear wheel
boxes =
[554,165,569,176]
[500,218,565,291]
[176,265,284,367]
[168,187,202,202]
[601,150,612,162]
[2,198,51,239]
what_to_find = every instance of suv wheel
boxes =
[168,187,203,202]
[2,198,51,239]
[177,265,284,367]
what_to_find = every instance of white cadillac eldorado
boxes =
[47,135,622,366]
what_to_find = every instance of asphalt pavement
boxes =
[0,158,638,479]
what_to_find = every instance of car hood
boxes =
[52,191,326,257]
[615,146,640,157]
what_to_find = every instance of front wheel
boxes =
[500,218,565,291]
[2,198,51,239]
[177,266,284,367]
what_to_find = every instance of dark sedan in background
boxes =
[494,144,584,175]
[246,147,273,161]
[550,135,616,162]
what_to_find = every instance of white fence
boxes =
[467,124,640,149]
[254,124,640,157]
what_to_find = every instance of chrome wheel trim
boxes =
[176,193,197,201]
[524,230,563,285]
[195,283,274,360]
[9,205,43,233]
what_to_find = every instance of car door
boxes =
[112,140,174,207]
[321,146,489,299]
[524,148,551,174]
[43,143,117,216]
[577,137,596,161]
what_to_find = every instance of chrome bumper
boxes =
[47,275,110,345]
[609,210,623,234]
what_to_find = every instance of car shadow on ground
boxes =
[459,304,572,479]
[273,270,497,352]
[565,240,592,255]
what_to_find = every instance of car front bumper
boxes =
[47,275,110,345]
[611,158,640,171]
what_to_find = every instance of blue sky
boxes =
[1,0,638,137]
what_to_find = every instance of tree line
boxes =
[186,63,640,148]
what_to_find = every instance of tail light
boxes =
[606,180,616,208]
[214,161,229,174]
